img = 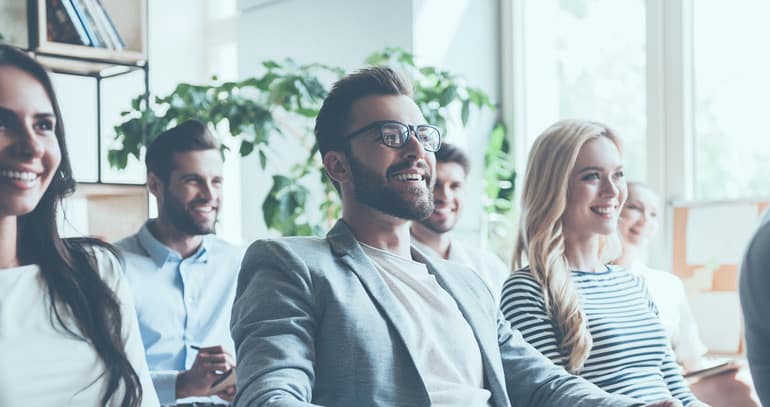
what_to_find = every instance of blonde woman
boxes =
[500,120,703,406]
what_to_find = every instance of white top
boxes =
[360,244,492,407]
[412,239,509,304]
[0,249,160,407]
[628,263,709,368]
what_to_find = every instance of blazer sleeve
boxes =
[741,222,770,406]
[230,240,323,407]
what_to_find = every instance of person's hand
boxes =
[690,367,758,407]
[216,385,236,401]
[176,345,236,398]
[644,400,683,407]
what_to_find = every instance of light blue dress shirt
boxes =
[116,220,243,406]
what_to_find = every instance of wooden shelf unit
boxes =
[69,183,149,242]
[33,0,147,68]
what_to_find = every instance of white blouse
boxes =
[0,248,159,407]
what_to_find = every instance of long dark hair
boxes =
[0,45,142,407]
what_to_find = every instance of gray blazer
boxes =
[231,220,642,407]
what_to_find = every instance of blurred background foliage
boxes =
[110,47,516,253]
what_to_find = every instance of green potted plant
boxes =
[109,48,514,242]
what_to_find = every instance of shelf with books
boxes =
[36,0,147,67]
[0,0,147,75]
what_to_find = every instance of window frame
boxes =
[501,0,701,267]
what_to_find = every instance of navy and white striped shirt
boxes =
[500,267,697,406]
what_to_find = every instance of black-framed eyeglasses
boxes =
[346,120,442,152]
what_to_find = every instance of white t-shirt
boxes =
[360,243,492,407]
[412,239,509,304]
[628,262,709,369]
[0,248,159,407]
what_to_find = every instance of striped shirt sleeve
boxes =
[500,270,568,367]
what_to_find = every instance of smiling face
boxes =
[418,161,466,233]
[561,136,627,241]
[0,65,62,218]
[619,183,660,248]
[153,149,223,236]
[344,94,436,220]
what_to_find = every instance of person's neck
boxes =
[0,216,20,268]
[342,203,412,259]
[564,233,604,272]
[150,217,204,259]
[410,222,452,259]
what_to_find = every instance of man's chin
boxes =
[197,221,217,234]
[181,219,216,236]
[420,218,454,234]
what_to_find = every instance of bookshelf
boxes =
[0,0,151,241]
[35,0,147,66]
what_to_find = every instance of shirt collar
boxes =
[137,220,211,267]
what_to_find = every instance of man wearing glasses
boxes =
[230,67,672,407]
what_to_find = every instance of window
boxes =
[504,0,770,269]
[512,0,647,181]
[692,0,770,200]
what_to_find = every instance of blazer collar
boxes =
[413,247,507,402]
[326,220,505,403]
[326,219,428,397]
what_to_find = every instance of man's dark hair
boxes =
[436,143,471,175]
[314,66,413,158]
[145,119,219,181]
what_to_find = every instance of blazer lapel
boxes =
[326,220,427,385]
[411,247,508,406]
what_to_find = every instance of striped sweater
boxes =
[500,267,697,406]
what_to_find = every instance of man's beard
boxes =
[163,191,216,235]
[348,153,434,220]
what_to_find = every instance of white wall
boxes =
[236,0,501,245]
[148,0,208,95]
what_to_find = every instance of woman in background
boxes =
[0,44,158,406]
[615,182,708,370]
[500,119,703,406]
[616,181,757,407]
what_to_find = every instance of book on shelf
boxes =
[89,0,125,50]
[69,0,107,48]
[46,0,91,46]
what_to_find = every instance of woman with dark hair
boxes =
[0,44,158,406]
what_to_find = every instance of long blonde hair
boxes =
[513,119,623,373]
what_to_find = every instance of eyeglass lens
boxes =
[381,122,439,151]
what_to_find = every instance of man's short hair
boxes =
[314,66,413,158]
[436,143,471,175]
[145,119,219,181]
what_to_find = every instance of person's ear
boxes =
[323,151,352,185]
[147,172,163,199]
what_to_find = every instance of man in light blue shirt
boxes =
[116,120,242,406]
